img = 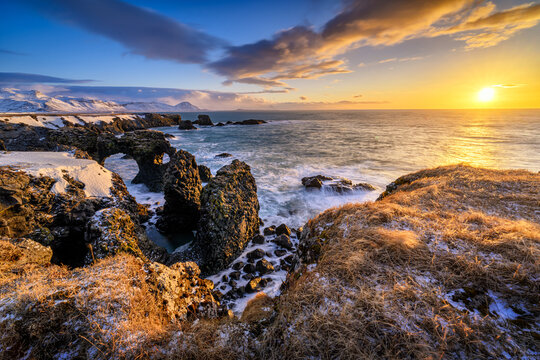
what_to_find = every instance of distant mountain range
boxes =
[0,88,201,113]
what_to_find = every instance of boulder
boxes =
[256,259,274,275]
[263,226,276,235]
[246,277,263,292]
[157,150,202,233]
[194,160,260,274]
[247,248,266,261]
[252,234,265,244]
[216,122,225,127]
[198,165,212,182]
[274,249,287,257]
[273,234,293,250]
[302,175,333,189]
[215,153,233,158]
[275,224,291,236]
[194,114,214,126]
[243,263,256,274]
[178,120,197,130]
[233,119,267,125]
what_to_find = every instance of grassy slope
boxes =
[262,165,539,359]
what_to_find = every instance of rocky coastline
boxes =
[0,113,538,359]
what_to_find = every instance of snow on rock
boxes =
[0,114,140,128]
[0,151,113,198]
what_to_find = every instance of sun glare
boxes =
[478,87,495,102]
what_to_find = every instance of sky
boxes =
[1,0,539,110]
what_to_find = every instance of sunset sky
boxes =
[1,0,539,109]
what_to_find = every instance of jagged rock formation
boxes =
[96,130,176,191]
[198,165,212,182]
[193,160,260,274]
[301,174,375,193]
[156,150,202,233]
[0,164,166,267]
[194,114,214,126]
[178,120,197,130]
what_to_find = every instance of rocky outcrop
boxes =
[193,160,260,274]
[198,165,212,182]
[215,153,233,158]
[157,150,202,233]
[194,114,214,126]
[301,175,375,193]
[233,119,267,125]
[0,165,166,267]
[178,120,197,130]
[144,261,220,320]
[96,130,176,192]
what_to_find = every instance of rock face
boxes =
[194,160,260,274]
[96,130,176,192]
[157,150,202,233]
[301,175,375,193]
[143,261,219,320]
[198,165,212,182]
[194,114,214,126]
[0,165,165,267]
[84,208,146,264]
[178,120,197,130]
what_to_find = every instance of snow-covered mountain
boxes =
[0,88,200,113]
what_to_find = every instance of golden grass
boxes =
[259,165,540,359]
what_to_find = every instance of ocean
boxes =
[104,109,540,251]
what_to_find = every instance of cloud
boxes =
[300,96,308,100]
[207,0,540,87]
[378,58,397,64]
[22,0,224,64]
[0,49,27,56]
[222,77,291,88]
[353,94,362,98]
[492,84,525,88]
[0,72,94,84]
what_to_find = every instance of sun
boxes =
[478,87,495,102]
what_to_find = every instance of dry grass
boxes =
[260,165,540,359]
[1,164,538,359]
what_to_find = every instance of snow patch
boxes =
[0,151,113,198]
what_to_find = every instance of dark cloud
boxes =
[0,72,94,84]
[208,0,540,87]
[23,0,224,64]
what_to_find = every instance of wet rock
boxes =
[229,271,241,280]
[194,160,260,273]
[221,274,229,283]
[256,259,274,275]
[233,119,267,125]
[194,114,214,126]
[247,248,266,261]
[236,286,246,296]
[232,261,244,270]
[252,234,265,244]
[243,263,256,273]
[274,249,287,257]
[215,153,233,158]
[263,226,276,235]
[178,120,197,130]
[302,174,375,194]
[280,259,291,272]
[283,254,295,264]
[273,234,293,250]
[198,165,212,182]
[242,273,255,280]
[216,122,225,127]
[275,224,291,236]
[229,280,237,288]
[156,150,202,233]
[246,277,262,293]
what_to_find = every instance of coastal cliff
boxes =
[0,162,538,359]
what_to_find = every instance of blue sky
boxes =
[1,0,539,109]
